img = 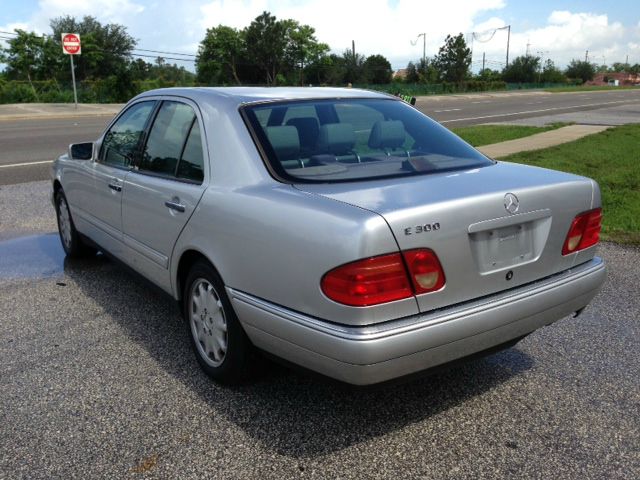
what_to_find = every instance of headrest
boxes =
[286,117,320,149]
[368,120,406,149]
[265,126,300,160]
[316,123,356,155]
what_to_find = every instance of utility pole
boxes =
[585,50,589,62]
[505,25,511,67]
[352,40,355,58]
[526,39,531,56]
[482,52,486,72]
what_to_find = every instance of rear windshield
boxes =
[242,97,493,183]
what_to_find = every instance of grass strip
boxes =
[452,123,569,147]
[501,124,640,245]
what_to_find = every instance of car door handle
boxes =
[108,182,122,192]
[164,200,185,213]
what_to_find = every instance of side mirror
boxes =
[69,142,94,160]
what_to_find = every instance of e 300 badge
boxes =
[404,223,440,236]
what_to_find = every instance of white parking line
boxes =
[0,160,52,169]
[440,99,640,123]
[434,108,462,113]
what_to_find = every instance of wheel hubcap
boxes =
[58,197,72,249]
[189,279,228,367]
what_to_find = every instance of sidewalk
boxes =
[0,103,124,121]
[477,124,610,158]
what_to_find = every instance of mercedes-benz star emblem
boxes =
[504,193,519,214]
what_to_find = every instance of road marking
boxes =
[434,108,462,112]
[440,99,640,123]
[0,160,52,169]
[472,101,492,104]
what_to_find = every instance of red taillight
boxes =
[321,249,445,307]
[403,249,446,294]
[562,208,602,255]
[321,253,412,307]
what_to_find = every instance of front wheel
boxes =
[55,190,94,258]
[183,260,252,383]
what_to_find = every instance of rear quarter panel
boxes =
[171,184,421,325]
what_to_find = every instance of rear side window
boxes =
[139,101,204,183]
[243,98,493,183]
[100,101,155,168]
[177,122,204,182]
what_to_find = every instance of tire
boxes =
[183,260,252,384]
[55,190,95,258]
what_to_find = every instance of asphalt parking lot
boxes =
[0,180,638,479]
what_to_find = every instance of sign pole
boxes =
[62,33,81,108]
[69,54,78,109]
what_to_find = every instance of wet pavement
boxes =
[0,181,639,479]
[0,233,65,280]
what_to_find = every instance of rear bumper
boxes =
[229,257,606,385]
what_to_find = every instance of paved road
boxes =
[417,88,640,126]
[0,180,638,478]
[0,117,110,185]
[1,89,639,186]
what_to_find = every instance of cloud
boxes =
[473,11,634,69]
[4,1,640,71]
[198,0,507,66]
[30,0,145,32]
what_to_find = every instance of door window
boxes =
[176,121,204,182]
[100,101,155,168]
[139,101,204,183]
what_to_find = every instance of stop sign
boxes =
[62,33,81,55]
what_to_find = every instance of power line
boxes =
[131,53,195,62]
[133,48,196,57]
[0,29,197,60]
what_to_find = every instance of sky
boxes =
[1,0,639,72]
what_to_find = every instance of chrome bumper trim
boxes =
[229,257,604,341]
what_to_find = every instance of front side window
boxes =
[243,98,493,183]
[100,101,155,168]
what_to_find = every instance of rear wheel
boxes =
[55,190,95,258]
[183,260,252,383]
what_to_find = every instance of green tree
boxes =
[433,33,471,83]
[502,55,540,83]
[610,62,627,73]
[304,53,344,85]
[564,59,596,84]
[49,15,136,81]
[196,25,244,84]
[341,49,366,84]
[476,68,502,81]
[540,59,566,83]
[282,20,329,85]
[243,11,288,85]
[2,30,62,81]
[404,61,419,83]
[363,54,392,84]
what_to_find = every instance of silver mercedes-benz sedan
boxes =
[51,87,606,385]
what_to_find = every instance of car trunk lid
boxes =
[295,162,596,313]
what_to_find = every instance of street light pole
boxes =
[411,33,427,77]
[537,50,549,83]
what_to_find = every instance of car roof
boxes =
[133,86,394,108]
